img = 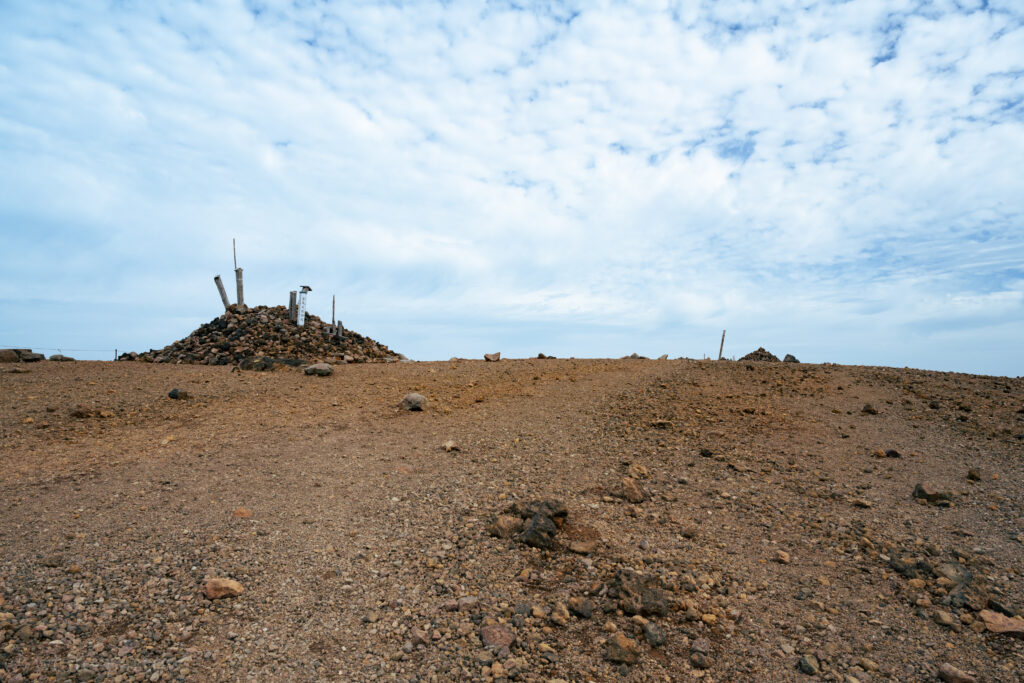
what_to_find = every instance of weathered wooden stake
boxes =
[234,268,244,307]
[718,330,726,361]
[214,275,230,310]
[331,294,335,326]
[233,238,237,270]
[289,291,297,322]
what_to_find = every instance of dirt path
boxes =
[1,359,1022,681]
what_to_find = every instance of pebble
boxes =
[938,663,978,683]
[797,654,820,675]
[203,578,244,600]
[605,633,640,664]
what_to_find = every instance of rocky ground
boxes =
[1,357,1022,682]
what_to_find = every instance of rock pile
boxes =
[118,305,401,366]
[739,347,781,362]
[0,348,45,362]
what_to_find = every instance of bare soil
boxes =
[1,358,1022,682]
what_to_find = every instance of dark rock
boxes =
[797,654,821,675]
[783,354,799,363]
[401,393,426,411]
[508,499,568,525]
[862,403,878,415]
[690,651,711,669]
[913,483,951,505]
[643,621,666,647]
[967,469,982,481]
[520,512,558,549]
[613,568,670,616]
[19,352,44,362]
[0,349,19,363]
[885,449,901,458]
[48,354,75,361]
[168,389,189,400]
[739,347,780,362]
[568,597,594,619]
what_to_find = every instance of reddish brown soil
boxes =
[1,359,1022,682]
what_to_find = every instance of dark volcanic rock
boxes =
[739,347,780,362]
[118,305,399,366]
[520,512,559,549]
[783,353,799,362]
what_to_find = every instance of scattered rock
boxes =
[48,354,75,361]
[520,512,559,549]
[410,627,429,647]
[605,633,641,664]
[934,610,955,627]
[479,623,515,649]
[19,352,44,362]
[775,550,791,564]
[656,354,668,360]
[550,602,570,626]
[913,483,952,505]
[783,354,799,363]
[304,362,333,376]
[612,568,670,616]
[643,621,666,647]
[203,578,244,600]
[797,654,821,675]
[568,597,594,619]
[232,507,253,519]
[484,352,501,362]
[487,515,524,539]
[442,439,459,452]
[979,609,1024,638]
[401,393,426,411]
[613,477,649,504]
[167,388,189,400]
[568,538,598,555]
[861,403,878,415]
[967,469,981,481]
[0,349,20,363]
[690,637,712,669]
[938,663,978,683]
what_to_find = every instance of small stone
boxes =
[913,483,951,504]
[487,515,523,538]
[232,507,253,519]
[937,663,978,683]
[410,627,429,647]
[15,625,36,641]
[457,596,479,611]
[203,578,244,600]
[550,603,570,626]
[861,403,878,415]
[167,388,189,399]
[484,352,501,362]
[568,597,594,619]
[775,550,791,564]
[304,363,333,376]
[643,621,666,647]
[569,539,597,554]
[967,469,981,481]
[797,654,821,675]
[480,624,515,649]
[520,513,558,549]
[615,477,648,504]
[442,440,459,452]
[856,657,879,672]
[401,393,426,411]
[701,613,717,626]
[605,633,640,664]
[690,651,711,669]
[934,610,954,627]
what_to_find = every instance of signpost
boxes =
[296,286,311,327]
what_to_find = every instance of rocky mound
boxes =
[118,305,401,365]
[739,347,781,362]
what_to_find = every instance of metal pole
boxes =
[214,275,231,310]
[332,295,335,326]
[233,238,237,270]
[235,268,244,307]
[718,330,726,360]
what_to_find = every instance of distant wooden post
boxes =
[289,291,297,322]
[214,275,230,309]
[234,268,244,307]
[718,330,726,361]
[331,294,335,326]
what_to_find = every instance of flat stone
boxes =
[568,597,594,619]
[483,352,501,362]
[797,654,820,675]
[979,609,1024,638]
[938,663,977,683]
[479,623,515,649]
[643,621,666,647]
[913,483,951,504]
[486,515,523,538]
[203,578,244,600]
[304,363,333,376]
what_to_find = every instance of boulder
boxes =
[19,352,44,362]
[484,352,501,362]
[0,349,19,363]
[401,393,426,411]
[783,354,799,363]
[48,354,75,361]
[304,362,333,376]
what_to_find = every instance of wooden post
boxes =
[289,291,297,322]
[214,275,230,309]
[234,268,244,307]
[331,294,335,326]
[233,238,237,270]
[718,330,726,361]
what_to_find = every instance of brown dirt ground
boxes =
[1,358,1022,682]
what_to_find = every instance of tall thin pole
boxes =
[214,275,231,309]
[233,238,237,270]
[718,330,726,361]
[332,295,335,326]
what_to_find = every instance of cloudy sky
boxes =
[1,1,1022,375]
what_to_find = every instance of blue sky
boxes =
[1,1,1022,375]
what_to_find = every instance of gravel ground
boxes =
[1,358,1022,682]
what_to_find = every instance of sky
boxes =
[1,1,1023,376]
